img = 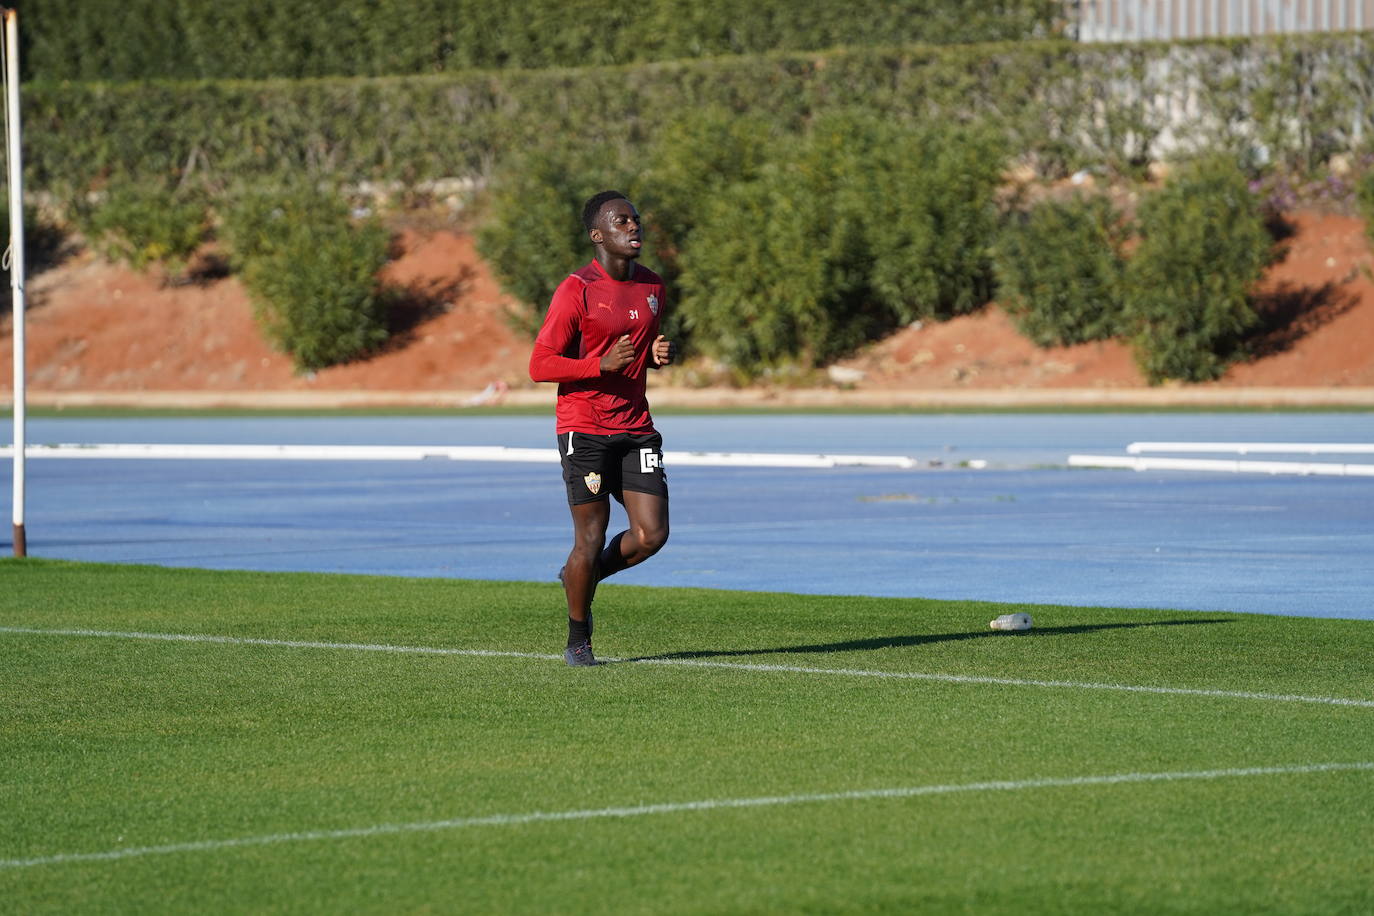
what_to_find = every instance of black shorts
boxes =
[558,431,668,505]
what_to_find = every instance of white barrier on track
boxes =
[0,443,556,463]
[1127,442,1374,455]
[1069,454,1374,477]
[0,443,919,470]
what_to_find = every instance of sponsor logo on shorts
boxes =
[584,472,602,495]
[639,448,663,474]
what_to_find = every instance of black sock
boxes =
[567,616,591,649]
[596,532,627,580]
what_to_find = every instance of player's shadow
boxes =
[620,618,1232,663]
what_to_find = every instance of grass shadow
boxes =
[621,617,1233,663]
[171,249,233,287]
[1263,209,1298,246]
[0,226,77,315]
[1245,279,1359,360]
[382,265,475,349]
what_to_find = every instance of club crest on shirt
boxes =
[646,294,659,315]
[583,472,602,495]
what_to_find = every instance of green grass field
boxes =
[3,558,1372,914]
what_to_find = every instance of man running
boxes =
[529,190,676,666]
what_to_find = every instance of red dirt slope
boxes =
[2,210,1371,407]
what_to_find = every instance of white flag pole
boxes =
[4,7,26,557]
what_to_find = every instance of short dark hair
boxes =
[582,190,628,232]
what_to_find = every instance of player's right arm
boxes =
[529,277,600,383]
[530,277,634,381]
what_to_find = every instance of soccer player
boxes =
[529,191,676,666]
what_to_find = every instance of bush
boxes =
[993,192,1129,347]
[675,161,869,374]
[80,184,207,277]
[478,110,1005,378]
[865,125,1005,321]
[674,113,1003,376]
[473,148,641,336]
[637,107,778,287]
[221,184,393,372]
[1123,156,1274,384]
[673,113,882,374]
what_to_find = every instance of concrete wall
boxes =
[1077,0,1370,42]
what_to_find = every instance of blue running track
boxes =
[4,412,1371,619]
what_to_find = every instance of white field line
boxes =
[0,443,918,469]
[3,626,1373,709]
[1128,442,1374,455]
[3,762,1371,870]
[1068,454,1374,477]
[0,625,555,661]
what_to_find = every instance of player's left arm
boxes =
[651,334,676,368]
[651,286,676,368]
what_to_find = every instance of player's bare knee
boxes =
[638,523,669,557]
[569,536,604,567]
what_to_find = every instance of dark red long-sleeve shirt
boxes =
[529,260,666,435]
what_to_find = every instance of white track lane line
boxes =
[3,626,1373,709]
[4,762,1371,870]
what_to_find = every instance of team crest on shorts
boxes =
[647,294,659,315]
[583,472,602,495]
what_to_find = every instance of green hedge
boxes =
[22,0,1062,81]
[23,32,1372,203]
